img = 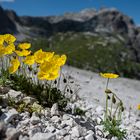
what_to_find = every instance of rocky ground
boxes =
[0,66,140,140]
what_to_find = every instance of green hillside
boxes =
[28,32,140,79]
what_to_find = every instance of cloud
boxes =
[0,0,15,2]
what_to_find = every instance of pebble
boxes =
[51,103,59,116]
[6,127,20,140]
[0,108,18,123]
[30,112,40,125]
[30,132,56,140]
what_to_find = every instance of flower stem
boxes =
[105,78,110,120]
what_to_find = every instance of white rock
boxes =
[64,135,71,140]
[71,126,80,138]
[51,116,60,123]
[0,108,18,123]
[43,109,51,117]
[19,135,29,140]
[51,103,59,116]
[63,114,71,120]
[95,106,104,115]
[135,121,140,129]
[46,125,56,133]
[111,137,118,140]
[87,130,94,135]
[61,118,75,127]
[85,111,92,118]
[6,127,20,140]
[30,132,56,140]
[7,90,23,102]
[30,112,40,125]
[85,134,94,140]
[29,126,42,136]
[59,129,68,136]
[23,96,36,105]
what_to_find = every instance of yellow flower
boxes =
[0,35,4,45]
[15,49,31,57]
[50,54,67,67]
[23,55,35,65]
[9,57,20,74]
[46,73,59,80]
[38,71,59,80]
[34,49,48,64]
[37,71,49,80]
[58,54,67,66]
[4,44,15,55]
[4,34,16,44]
[137,104,140,110]
[0,46,5,57]
[18,43,31,50]
[45,52,54,61]
[100,73,119,79]
[38,61,60,80]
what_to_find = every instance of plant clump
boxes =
[100,73,127,139]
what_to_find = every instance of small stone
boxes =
[85,112,92,118]
[30,112,40,125]
[0,121,6,138]
[46,125,56,133]
[51,116,60,123]
[42,108,51,117]
[95,106,104,115]
[111,137,118,140]
[61,118,75,127]
[0,108,18,123]
[30,132,56,140]
[6,127,20,140]
[63,114,71,120]
[29,126,42,136]
[51,103,59,116]
[23,97,36,105]
[59,129,68,136]
[85,134,94,140]
[19,135,29,140]
[0,121,6,132]
[87,130,94,135]
[7,90,23,103]
[135,121,140,129]
[71,126,80,138]
[64,135,71,140]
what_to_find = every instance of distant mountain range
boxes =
[1,6,140,79]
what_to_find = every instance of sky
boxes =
[0,0,140,25]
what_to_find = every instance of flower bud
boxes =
[112,95,116,104]
[105,89,112,94]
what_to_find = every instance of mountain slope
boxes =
[0,6,140,79]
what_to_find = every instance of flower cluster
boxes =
[0,34,67,81]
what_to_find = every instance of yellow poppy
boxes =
[4,34,16,44]
[23,55,35,65]
[0,46,5,57]
[45,52,54,61]
[0,35,4,45]
[137,104,140,110]
[37,71,49,80]
[58,54,67,66]
[100,73,119,79]
[4,44,15,55]
[38,60,60,80]
[15,49,31,57]
[18,43,31,50]
[46,73,59,80]
[34,49,47,64]
[9,57,20,74]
